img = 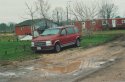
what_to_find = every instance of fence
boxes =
[0,38,35,60]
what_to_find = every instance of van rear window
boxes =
[66,27,75,34]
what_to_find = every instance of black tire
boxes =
[54,43,61,52]
[75,39,80,47]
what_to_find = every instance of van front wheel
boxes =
[54,43,61,52]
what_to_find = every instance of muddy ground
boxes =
[78,54,125,82]
[0,36,125,82]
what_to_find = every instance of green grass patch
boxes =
[81,34,115,48]
[0,41,39,61]
[0,35,16,41]
[95,30,125,35]
[80,30,125,48]
[0,35,38,61]
[0,35,39,61]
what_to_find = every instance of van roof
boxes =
[49,25,75,29]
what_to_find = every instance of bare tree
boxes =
[35,0,50,28]
[52,7,66,25]
[25,2,38,35]
[25,2,36,22]
[99,0,118,19]
[72,0,99,21]
[71,0,99,36]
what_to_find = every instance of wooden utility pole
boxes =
[66,6,69,25]
[66,1,72,25]
[57,11,60,25]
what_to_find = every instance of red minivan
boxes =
[31,25,81,52]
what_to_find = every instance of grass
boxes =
[95,30,125,35]
[80,30,125,48]
[80,34,119,48]
[0,30,125,61]
[0,36,38,61]
[0,35,16,41]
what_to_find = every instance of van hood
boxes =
[32,35,58,42]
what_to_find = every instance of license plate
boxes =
[37,47,41,50]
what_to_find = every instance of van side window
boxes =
[66,27,75,34]
[102,20,107,25]
[122,20,125,24]
[61,29,67,35]
[74,27,79,33]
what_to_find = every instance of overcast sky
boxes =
[0,0,125,23]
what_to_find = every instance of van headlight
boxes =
[31,42,35,47]
[46,41,52,46]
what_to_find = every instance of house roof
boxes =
[16,19,56,27]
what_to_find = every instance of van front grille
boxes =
[35,42,46,46]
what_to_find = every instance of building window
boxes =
[122,20,125,24]
[102,20,107,25]
[92,21,96,25]
[21,27,23,31]
[21,27,24,31]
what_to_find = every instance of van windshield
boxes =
[41,28,60,36]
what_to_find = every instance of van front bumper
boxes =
[31,46,54,51]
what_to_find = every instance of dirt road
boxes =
[78,56,125,82]
[0,36,125,82]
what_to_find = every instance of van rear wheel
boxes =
[75,39,80,47]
